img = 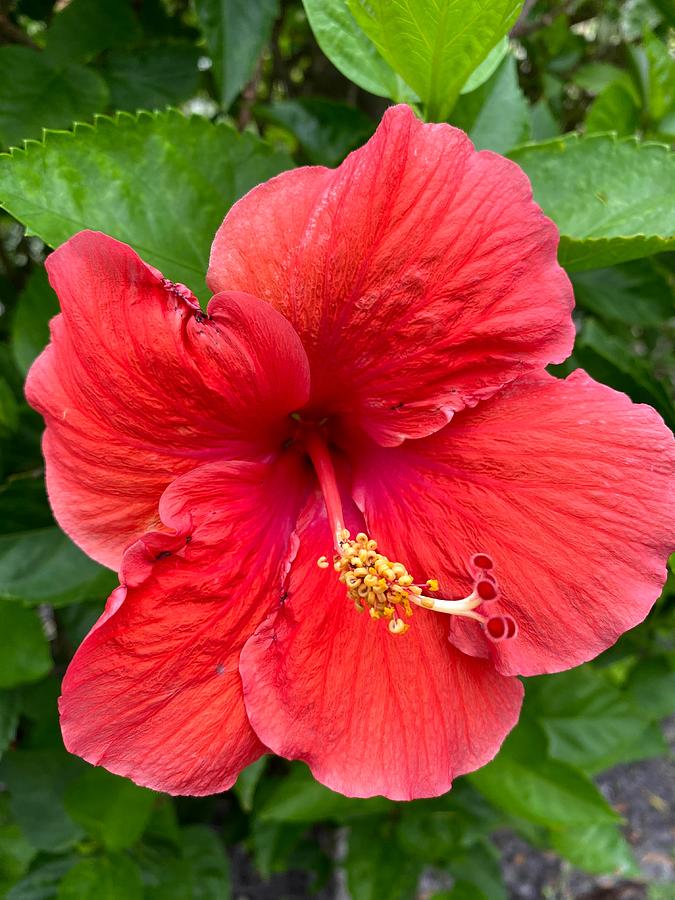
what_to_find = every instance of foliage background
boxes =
[0,0,673,897]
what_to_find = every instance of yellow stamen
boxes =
[316,530,490,637]
[321,530,430,634]
[388,618,409,635]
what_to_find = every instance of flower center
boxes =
[303,426,516,641]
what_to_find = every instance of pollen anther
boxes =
[317,530,516,642]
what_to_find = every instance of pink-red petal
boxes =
[59,450,309,795]
[353,371,675,677]
[26,231,309,569]
[240,494,523,801]
[208,104,574,446]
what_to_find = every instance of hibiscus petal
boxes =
[208,104,573,446]
[26,231,309,568]
[59,451,309,795]
[240,495,523,801]
[353,371,675,676]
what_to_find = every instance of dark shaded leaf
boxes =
[0,48,108,149]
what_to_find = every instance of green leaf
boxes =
[64,768,156,851]
[444,839,506,900]
[0,689,21,759]
[396,811,468,863]
[248,820,308,880]
[346,817,422,900]
[0,378,19,433]
[641,31,675,124]
[550,823,640,877]
[57,855,143,900]
[7,857,78,900]
[0,528,115,607]
[178,825,230,900]
[138,825,231,899]
[529,100,560,142]
[398,778,504,848]
[45,0,141,65]
[0,111,293,302]
[573,62,631,95]
[469,720,619,827]
[451,55,530,155]
[16,675,62,751]
[0,601,51,689]
[525,668,656,771]
[509,134,675,270]
[195,0,278,109]
[256,762,394,823]
[347,0,523,120]
[100,43,201,113]
[142,796,181,847]
[233,756,268,813]
[0,478,52,537]
[573,318,675,429]
[0,750,84,852]
[0,795,37,896]
[302,0,416,102]
[461,36,509,94]
[625,656,675,720]
[0,823,35,896]
[256,98,374,166]
[585,83,640,136]
[11,267,58,376]
[571,259,674,327]
[0,48,108,149]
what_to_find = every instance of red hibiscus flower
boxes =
[26,106,674,801]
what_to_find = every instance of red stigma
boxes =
[472,553,494,571]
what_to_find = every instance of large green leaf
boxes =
[585,83,640,136]
[550,823,639,877]
[57,855,143,900]
[625,655,675,720]
[0,111,293,301]
[443,839,507,900]
[195,0,278,109]
[0,48,108,149]
[0,690,21,760]
[11,267,59,376]
[0,528,114,607]
[256,98,375,166]
[469,720,619,827]
[525,668,657,772]
[7,857,78,900]
[573,318,675,430]
[0,601,51,689]
[0,803,36,897]
[510,134,675,270]
[44,0,141,65]
[571,259,674,328]
[140,825,231,900]
[233,756,269,813]
[302,0,415,101]
[347,0,522,120]
[346,817,422,900]
[256,763,394,823]
[0,750,84,852]
[99,43,201,113]
[64,768,156,851]
[451,54,530,154]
